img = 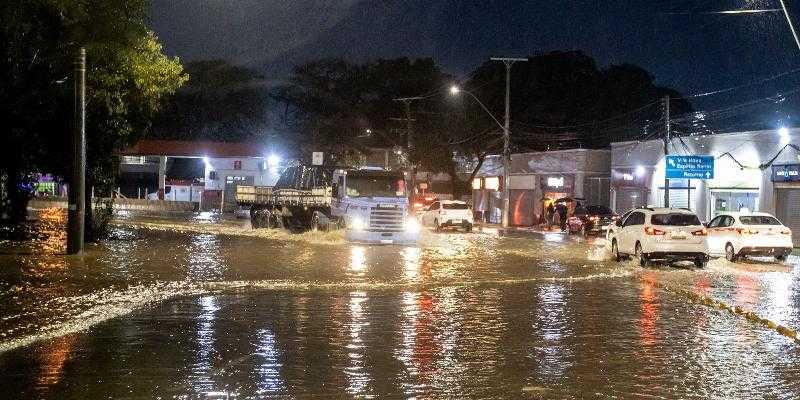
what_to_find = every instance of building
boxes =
[472,149,611,225]
[610,129,800,246]
[120,140,281,210]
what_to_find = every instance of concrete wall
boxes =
[204,157,281,190]
[28,197,197,212]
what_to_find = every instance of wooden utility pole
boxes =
[490,57,527,228]
[663,95,670,208]
[393,96,424,199]
[67,47,86,254]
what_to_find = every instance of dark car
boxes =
[567,205,618,236]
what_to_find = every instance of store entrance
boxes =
[710,190,759,216]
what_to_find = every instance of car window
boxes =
[442,203,469,210]
[708,216,724,228]
[651,213,701,226]
[739,215,782,225]
[723,216,735,227]
[428,202,439,211]
[625,212,644,226]
[587,205,612,215]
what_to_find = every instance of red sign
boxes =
[233,160,242,170]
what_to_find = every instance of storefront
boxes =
[611,129,800,231]
[472,150,611,226]
[772,164,800,247]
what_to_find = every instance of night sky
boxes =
[150,0,800,130]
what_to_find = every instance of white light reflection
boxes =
[402,247,422,280]
[192,296,219,395]
[345,291,372,396]
[254,328,285,395]
[189,234,223,280]
[533,284,571,380]
[349,246,367,277]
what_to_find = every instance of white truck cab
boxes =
[331,168,420,244]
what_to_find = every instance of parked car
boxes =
[608,207,709,267]
[706,211,793,262]
[567,204,618,236]
[420,200,474,232]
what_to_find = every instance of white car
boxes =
[706,211,793,262]
[420,200,474,232]
[609,207,709,267]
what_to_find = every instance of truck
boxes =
[235,165,420,244]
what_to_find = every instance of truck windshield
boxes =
[346,176,405,197]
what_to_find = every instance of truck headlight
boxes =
[405,218,420,234]
[350,216,365,231]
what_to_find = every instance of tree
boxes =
[274,57,451,166]
[462,51,692,151]
[152,60,270,141]
[0,0,187,236]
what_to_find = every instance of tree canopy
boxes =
[0,0,187,223]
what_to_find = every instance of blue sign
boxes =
[772,164,800,182]
[665,155,715,179]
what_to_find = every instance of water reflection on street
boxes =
[0,209,798,398]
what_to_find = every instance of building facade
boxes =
[472,149,611,225]
[610,129,800,246]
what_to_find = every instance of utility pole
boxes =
[393,96,424,199]
[663,95,670,208]
[67,47,86,254]
[491,57,527,228]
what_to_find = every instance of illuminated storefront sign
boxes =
[547,177,564,188]
[484,177,500,190]
[772,164,800,182]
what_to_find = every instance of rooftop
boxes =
[120,140,266,158]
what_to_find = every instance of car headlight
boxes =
[405,218,420,234]
[350,216,365,231]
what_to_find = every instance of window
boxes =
[625,212,644,226]
[443,203,469,210]
[429,202,440,211]
[651,213,701,226]
[209,171,217,180]
[587,205,613,215]
[739,216,782,225]
[708,216,724,228]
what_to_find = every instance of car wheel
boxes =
[776,253,787,262]
[635,242,649,267]
[725,243,737,262]
[694,258,708,268]
[612,239,623,262]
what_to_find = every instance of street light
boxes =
[449,85,505,132]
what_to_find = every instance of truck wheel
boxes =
[250,208,262,229]
[694,258,707,268]
[311,214,326,232]
[612,239,623,262]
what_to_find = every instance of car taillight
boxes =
[781,229,792,235]
[644,226,666,235]
[736,228,759,235]
[691,228,708,236]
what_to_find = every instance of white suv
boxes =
[420,200,474,232]
[609,207,709,267]
[706,211,793,262]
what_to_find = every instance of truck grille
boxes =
[369,207,405,232]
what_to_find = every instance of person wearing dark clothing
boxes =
[556,202,568,231]
[545,202,556,230]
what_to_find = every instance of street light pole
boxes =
[490,57,527,228]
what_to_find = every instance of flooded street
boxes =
[1,209,799,398]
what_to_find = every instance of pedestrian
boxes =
[556,201,568,231]
[546,201,555,230]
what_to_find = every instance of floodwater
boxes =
[0,209,799,398]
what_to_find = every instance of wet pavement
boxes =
[0,209,799,398]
